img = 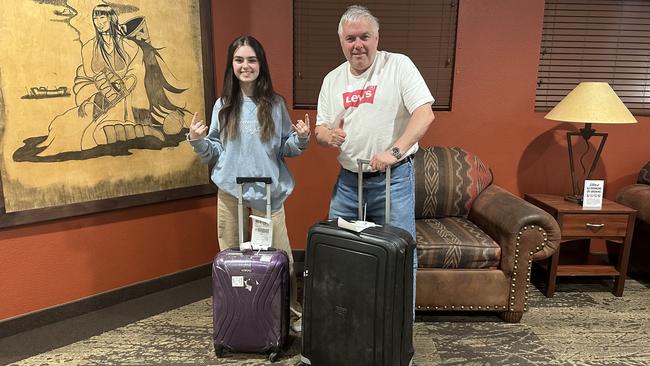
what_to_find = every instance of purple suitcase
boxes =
[212,177,290,362]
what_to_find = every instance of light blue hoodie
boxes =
[189,95,308,212]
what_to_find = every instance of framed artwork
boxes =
[0,0,215,228]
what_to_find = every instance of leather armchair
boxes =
[413,147,561,322]
[615,161,650,278]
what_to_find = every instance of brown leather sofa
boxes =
[615,162,650,278]
[413,147,561,322]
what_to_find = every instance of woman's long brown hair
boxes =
[218,36,277,142]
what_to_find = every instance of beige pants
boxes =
[217,190,301,314]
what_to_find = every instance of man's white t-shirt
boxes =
[316,51,434,172]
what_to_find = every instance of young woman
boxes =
[188,35,309,332]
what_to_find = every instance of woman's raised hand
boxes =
[293,113,311,139]
[188,112,208,140]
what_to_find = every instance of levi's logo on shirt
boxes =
[342,85,377,108]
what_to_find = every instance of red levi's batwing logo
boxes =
[342,85,377,108]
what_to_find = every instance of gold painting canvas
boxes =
[0,0,211,215]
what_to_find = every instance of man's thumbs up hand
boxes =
[329,116,346,148]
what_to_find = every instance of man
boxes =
[314,4,435,302]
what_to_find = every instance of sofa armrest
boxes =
[468,185,561,269]
[616,184,650,229]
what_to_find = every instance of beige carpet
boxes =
[9,279,650,366]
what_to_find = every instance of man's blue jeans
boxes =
[328,159,417,318]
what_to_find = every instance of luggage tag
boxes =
[250,214,273,250]
[337,217,379,232]
[337,203,379,232]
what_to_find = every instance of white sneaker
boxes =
[291,316,302,333]
[290,306,302,333]
[290,307,302,318]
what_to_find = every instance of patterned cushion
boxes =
[416,217,501,269]
[638,161,650,185]
[414,147,493,219]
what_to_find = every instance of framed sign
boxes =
[0,0,215,227]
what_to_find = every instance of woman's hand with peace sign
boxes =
[188,112,208,140]
[293,113,311,139]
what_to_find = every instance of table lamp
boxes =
[544,82,637,204]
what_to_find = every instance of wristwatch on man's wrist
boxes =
[390,146,402,160]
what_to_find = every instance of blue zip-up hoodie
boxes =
[189,95,309,212]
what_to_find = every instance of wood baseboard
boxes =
[0,250,306,338]
[0,264,211,338]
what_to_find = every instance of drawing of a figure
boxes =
[34,3,187,157]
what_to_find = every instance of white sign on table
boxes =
[583,180,604,209]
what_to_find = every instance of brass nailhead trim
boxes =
[512,226,548,313]
[422,226,549,314]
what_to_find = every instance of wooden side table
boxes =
[524,194,636,297]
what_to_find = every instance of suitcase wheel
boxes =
[214,344,225,358]
[269,351,281,362]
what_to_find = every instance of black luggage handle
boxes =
[236,177,273,249]
[236,177,272,184]
[356,159,391,224]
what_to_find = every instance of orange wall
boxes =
[2,0,649,321]
[216,0,650,245]
[0,197,217,320]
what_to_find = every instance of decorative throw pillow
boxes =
[638,161,650,185]
[414,146,493,219]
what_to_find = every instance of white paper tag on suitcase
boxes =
[260,254,273,262]
[231,276,244,287]
[250,214,273,250]
[337,217,379,232]
[240,241,253,251]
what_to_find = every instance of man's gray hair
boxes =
[337,5,379,36]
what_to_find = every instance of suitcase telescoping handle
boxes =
[235,177,272,247]
[356,159,391,224]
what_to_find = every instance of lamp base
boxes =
[564,194,583,204]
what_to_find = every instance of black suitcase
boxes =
[298,160,415,366]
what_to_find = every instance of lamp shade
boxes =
[544,82,637,124]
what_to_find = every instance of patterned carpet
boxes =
[8,278,650,366]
